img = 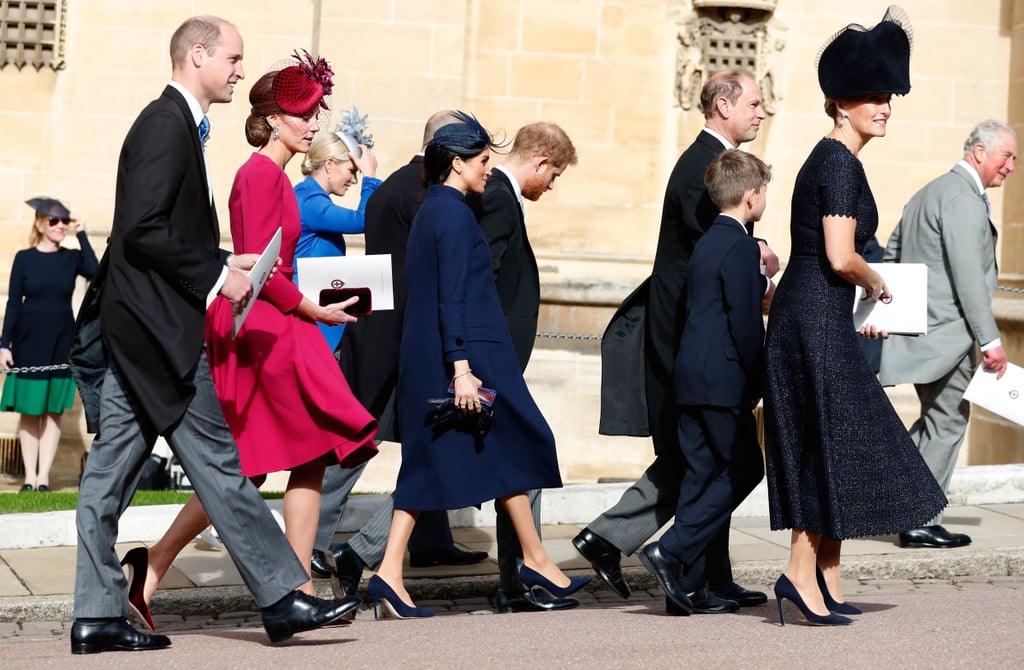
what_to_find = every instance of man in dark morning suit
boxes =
[575,70,777,612]
[640,150,769,613]
[467,122,579,613]
[880,120,1017,549]
[314,111,488,598]
[69,17,355,654]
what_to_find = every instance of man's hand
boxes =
[762,278,775,315]
[983,345,1009,380]
[758,240,780,278]
[220,267,254,316]
[228,253,281,281]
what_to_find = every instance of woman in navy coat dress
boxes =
[367,112,587,619]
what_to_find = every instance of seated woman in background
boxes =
[294,130,380,350]
[1,197,98,492]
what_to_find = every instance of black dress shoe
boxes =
[324,542,366,598]
[637,543,692,614]
[495,587,581,613]
[310,549,333,579]
[711,581,768,607]
[261,591,360,643]
[667,588,739,615]
[409,546,490,567]
[70,618,171,654]
[898,525,971,549]
[571,528,630,599]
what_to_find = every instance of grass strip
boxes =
[0,489,285,514]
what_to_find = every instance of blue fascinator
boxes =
[427,110,492,155]
[335,105,373,158]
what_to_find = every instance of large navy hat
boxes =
[817,5,913,99]
[25,196,70,219]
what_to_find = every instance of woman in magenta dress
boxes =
[131,53,377,629]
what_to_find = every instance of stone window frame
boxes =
[0,0,67,71]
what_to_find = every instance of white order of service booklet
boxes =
[964,361,1024,426]
[852,262,927,334]
[296,254,395,311]
[233,226,282,338]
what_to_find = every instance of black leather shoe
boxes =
[409,546,490,567]
[898,525,971,549]
[70,618,171,654]
[711,581,768,607]
[572,528,630,599]
[671,588,739,615]
[310,549,333,579]
[261,591,360,643]
[495,587,580,613]
[638,543,692,614]
[325,542,366,598]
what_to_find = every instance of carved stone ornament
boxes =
[675,1,786,114]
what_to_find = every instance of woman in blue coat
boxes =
[293,131,381,349]
[366,112,586,619]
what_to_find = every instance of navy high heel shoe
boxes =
[366,575,435,620]
[519,565,591,598]
[816,567,863,615]
[773,574,852,626]
[121,547,156,632]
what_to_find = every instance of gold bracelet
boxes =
[452,369,472,382]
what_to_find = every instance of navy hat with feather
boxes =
[817,5,913,100]
[427,111,492,155]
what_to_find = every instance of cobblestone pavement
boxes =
[4,575,1024,645]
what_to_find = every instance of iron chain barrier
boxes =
[2,283,1022,374]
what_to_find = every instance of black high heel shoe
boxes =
[121,547,156,632]
[519,565,591,598]
[367,575,435,620]
[773,574,852,626]
[816,567,862,615]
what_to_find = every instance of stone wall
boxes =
[2,1,1023,482]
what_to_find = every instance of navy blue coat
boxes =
[395,185,561,511]
[674,215,763,408]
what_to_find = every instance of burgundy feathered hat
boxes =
[250,50,334,117]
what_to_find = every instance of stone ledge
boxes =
[3,464,1024,550]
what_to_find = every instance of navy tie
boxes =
[199,115,210,148]
[982,192,991,215]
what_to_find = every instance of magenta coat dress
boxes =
[206,153,378,476]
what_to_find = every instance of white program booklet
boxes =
[964,361,1024,426]
[233,226,282,338]
[852,262,928,334]
[296,254,395,311]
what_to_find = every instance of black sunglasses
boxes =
[48,216,70,226]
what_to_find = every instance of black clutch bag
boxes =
[425,386,496,439]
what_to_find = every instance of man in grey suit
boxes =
[880,119,1016,549]
[70,16,356,654]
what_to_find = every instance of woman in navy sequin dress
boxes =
[763,7,946,625]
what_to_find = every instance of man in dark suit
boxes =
[576,70,776,611]
[467,122,579,613]
[314,111,488,597]
[640,150,769,613]
[70,16,355,654]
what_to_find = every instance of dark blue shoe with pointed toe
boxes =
[367,575,435,620]
[518,565,590,598]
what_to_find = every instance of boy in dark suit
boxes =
[637,149,771,614]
